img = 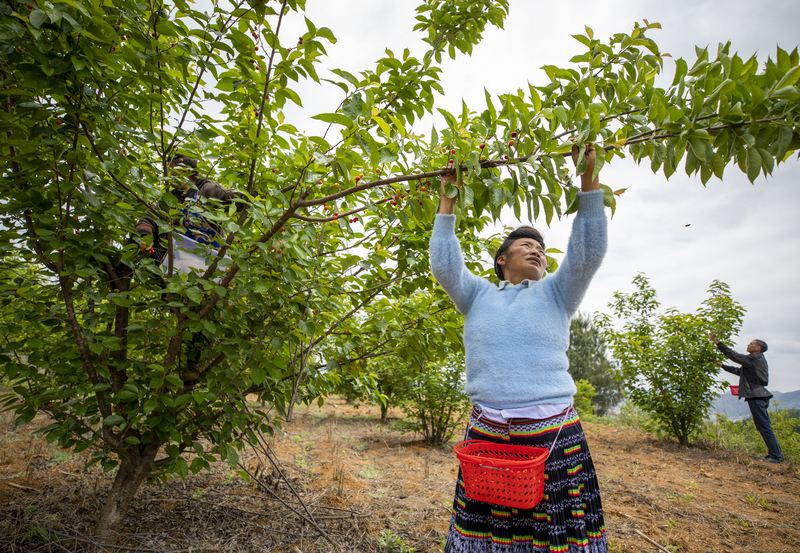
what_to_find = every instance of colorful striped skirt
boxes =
[445,406,607,553]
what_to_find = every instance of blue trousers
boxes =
[746,397,783,460]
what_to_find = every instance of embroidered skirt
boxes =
[445,407,607,553]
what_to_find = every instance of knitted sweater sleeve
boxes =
[429,214,484,314]
[549,190,607,317]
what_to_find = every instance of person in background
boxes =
[710,335,784,463]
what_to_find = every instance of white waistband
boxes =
[475,402,572,422]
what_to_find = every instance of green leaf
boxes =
[29,9,48,28]
[185,286,202,304]
[775,65,800,89]
[671,58,688,87]
[103,415,124,427]
[341,93,365,119]
[372,114,392,136]
[745,148,761,182]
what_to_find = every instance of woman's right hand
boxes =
[438,171,460,214]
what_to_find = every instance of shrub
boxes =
[398,358,471,446]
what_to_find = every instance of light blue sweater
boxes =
[429,190,607,409]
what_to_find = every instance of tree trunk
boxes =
[380,403,388,423]
[94,441,160,543]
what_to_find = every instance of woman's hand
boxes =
[438,171,460,214]
[571,143,600,192]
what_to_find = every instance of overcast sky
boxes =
[275,1,800,392]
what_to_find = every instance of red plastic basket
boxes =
[453,439,549,509]
[730,385,739,396]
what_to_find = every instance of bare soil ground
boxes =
[1,398,798,552]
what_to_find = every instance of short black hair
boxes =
[493,226,545,281]
[754,339,768,352]
[169,153,198,170]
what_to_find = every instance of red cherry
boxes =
[375,168,381,174]
[508,139,515,147]
[479,143,485,149]
[511,131,518,138]
[355,175,362,182]
[450,149,456,155]
[503,155,509,161]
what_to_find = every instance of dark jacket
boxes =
[717,342,772,400]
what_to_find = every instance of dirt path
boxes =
[1,399,798,552]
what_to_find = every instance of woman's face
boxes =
[497,237,546,283]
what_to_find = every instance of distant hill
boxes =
[711,388,800,419]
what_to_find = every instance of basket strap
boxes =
[546,404,573,458]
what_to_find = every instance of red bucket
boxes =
[453,439,549,509]
[730,385,739,396]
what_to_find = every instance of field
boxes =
[1,397,799,552]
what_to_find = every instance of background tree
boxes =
[596,273,746,445]
[1,0,798,538]
[567,312,621,414]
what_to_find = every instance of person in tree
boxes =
[133,154,242,384]
[431,145,608,553]
[710,335,784,463]
[135,153,242,262]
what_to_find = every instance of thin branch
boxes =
[166,1,250,156]
[245,0,289,196]
[57,275,120,449]
[79,121,166,220]
[292,196,392,222]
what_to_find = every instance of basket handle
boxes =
[546,404,573,458]
[478,464,511,471]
